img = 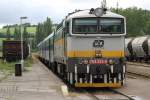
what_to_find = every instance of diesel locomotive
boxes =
[38,7,126,87]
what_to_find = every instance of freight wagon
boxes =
[125,36,150,62]
[3,40,29,62]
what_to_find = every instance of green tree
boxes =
[6,26,11,40]
[45,17,53,36]
[23,26,28,43]
[14,27,20,40]
[111,7,150,37]
[35,17,53,45]
[36,23,44,44]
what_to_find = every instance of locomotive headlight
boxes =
[79,59,89,64]
[95,50,102,57]
[95,53,99,56]
[108,59,113,64]
[83,60,89,64]
[94,8,104,17]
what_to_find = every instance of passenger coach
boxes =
[38,7,126,88]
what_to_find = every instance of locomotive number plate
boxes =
[89,59,107,64]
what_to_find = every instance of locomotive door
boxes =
[63,22,69,59]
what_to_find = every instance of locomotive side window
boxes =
[73,19,98,34]
[66,22,69,33]
[100,19,124,34]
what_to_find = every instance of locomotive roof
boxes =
[66,9,125,20]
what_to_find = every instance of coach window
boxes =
[73,18,98,34]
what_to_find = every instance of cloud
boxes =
[0,0,150,27]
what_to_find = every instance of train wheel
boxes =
[67,72,74,85]
[60,64,66,79]
[54,62,58,73]
[48,62,51,69]
[57,63,61,76]
[51,62,56,73]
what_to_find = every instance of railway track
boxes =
[68,86,136,100]
[88,88,135,100]
[108,88,135,100]
[126,62,150,78]
[127,72,150,80]
[127,62,150,67]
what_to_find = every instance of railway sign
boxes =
[93,40,104,48]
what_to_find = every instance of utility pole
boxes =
[104,0,106,8]
[116,2,119,13]
[20,16,28,71]
[101,0,106,8]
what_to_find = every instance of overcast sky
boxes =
[0,0,150,28]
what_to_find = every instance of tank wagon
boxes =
[125,36,150,61]
[125,38,134,60]
[3,40,29,62]
[38,7,126,87]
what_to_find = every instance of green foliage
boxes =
[14,27,20,40]
[23,26,28,42]
[0,18,53,51]
[0,47,2,53]
[36,17,53,44]
[0,26,36,35]
[30,38,37,50]
[0,57,33,76]
[26,27,36,34]
[0,60,16,74]
[24,57,33,68]
[36,23,42,45]
[111,7,150,37]
[6,26,11,40]
[45,17,53,36]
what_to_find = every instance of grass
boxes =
[0,28,6,33]
[23,57,33,72]
[0,56,33,77]
[0,27,36,35]
[0,27,14,34]
[26,27,36,34]
[0,38,6,41]
[0,60,16,74]
[0,52,2,57]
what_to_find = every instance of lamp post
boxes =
[20,16,27,71]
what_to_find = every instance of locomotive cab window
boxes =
[72,18,124,34]
[73,18,98,34]
[99,18,124,34]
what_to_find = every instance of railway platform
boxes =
[0,56,69,100]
